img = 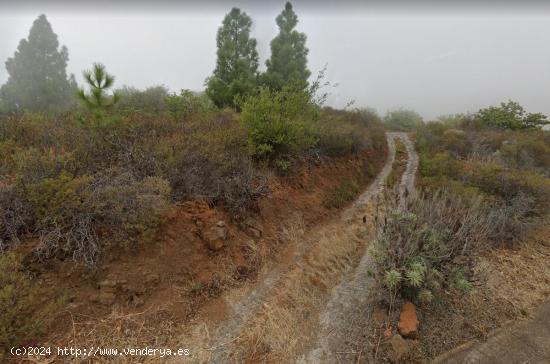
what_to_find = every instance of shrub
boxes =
[497,131,550,175]
[18,171,171,266]
[115,85,169,113]
[463,161,550,214]
[383,108,424,131]
[314,108,377,157]
[476,100,549,130]
[165,89,217,120]
[0,252,64,360]
[324,177,360,208]
[371,189,531,302]
[0,185,32,251]
[239,86,319,163]
[419,152,461,179]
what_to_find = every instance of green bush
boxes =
[463,161,550,214]
[419,152,461,179]
[115,85,169,113]
[497,131,550,175]
[165,89,217,120]
[240,87,319,163]
[0,252,64,360]
[383,108,424,131]
[476,100,548,130]
[314,108,378,157]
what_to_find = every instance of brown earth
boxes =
[12,147,386,363]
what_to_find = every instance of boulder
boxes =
[243,217,263,239]
[98,291,116,305]
[390,334,409,361]
[203,225,228,251]
[398,302,419,338]
[372,306,388,324]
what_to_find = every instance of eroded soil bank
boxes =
[16,146,386,362]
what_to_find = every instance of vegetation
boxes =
[77,63,121,119]
[372,189,528,303]
[0,252,64,360]
[262,2,311,90]
[324,177,360,208]
[383,108,424,131]
[373,102,549,304]
[164,89,216,119]
[0,14,76,113]
[239,86,318,167]
[205,8,259,108]
[476,100,549,130]
[115,85,169,113]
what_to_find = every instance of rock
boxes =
[131,294,144,307]
[216,220,226,227]
[203,225,228,251]
[98,291,116,305]
[248,227,262,239]
[99,279,117,289]
[243,217,263,239]
[398,302,419,338]
[373,306,388,324]
[383,326,393,340]
[390,334,409,361]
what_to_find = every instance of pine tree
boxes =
[263,2,311,91]
[205,8,259,108]
[77,63,120,118]
[0,14,76,113]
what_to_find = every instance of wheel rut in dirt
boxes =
[301,132,418,364]
[176,132,416,363]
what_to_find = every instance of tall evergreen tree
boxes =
[0,14,76,113]
[205,8,259,108]
[263,2,310,90]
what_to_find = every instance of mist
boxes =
[1,2,550,119]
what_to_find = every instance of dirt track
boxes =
[301,132,418,363]
[176,132,418,363]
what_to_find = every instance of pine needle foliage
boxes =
[77,63,120,118]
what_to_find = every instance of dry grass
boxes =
[48,307,182,363]
[237,225,367,362]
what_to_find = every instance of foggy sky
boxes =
[1,2,550,120]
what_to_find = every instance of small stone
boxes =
[216,220,226,227]
[248,227,262,239]
[243,217,263,239]
[99,279,117,288]
[145,273,160,285]
[98,291,116,305]
[373,307,388,324]
[131,295,144,307]
[390,334,409,360]
[203,225,228,251]
[383,326,393,340]
[398,302,419,339]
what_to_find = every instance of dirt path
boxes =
[300,132,418,363]
[434,301,550,364]
[176,132,416,363]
